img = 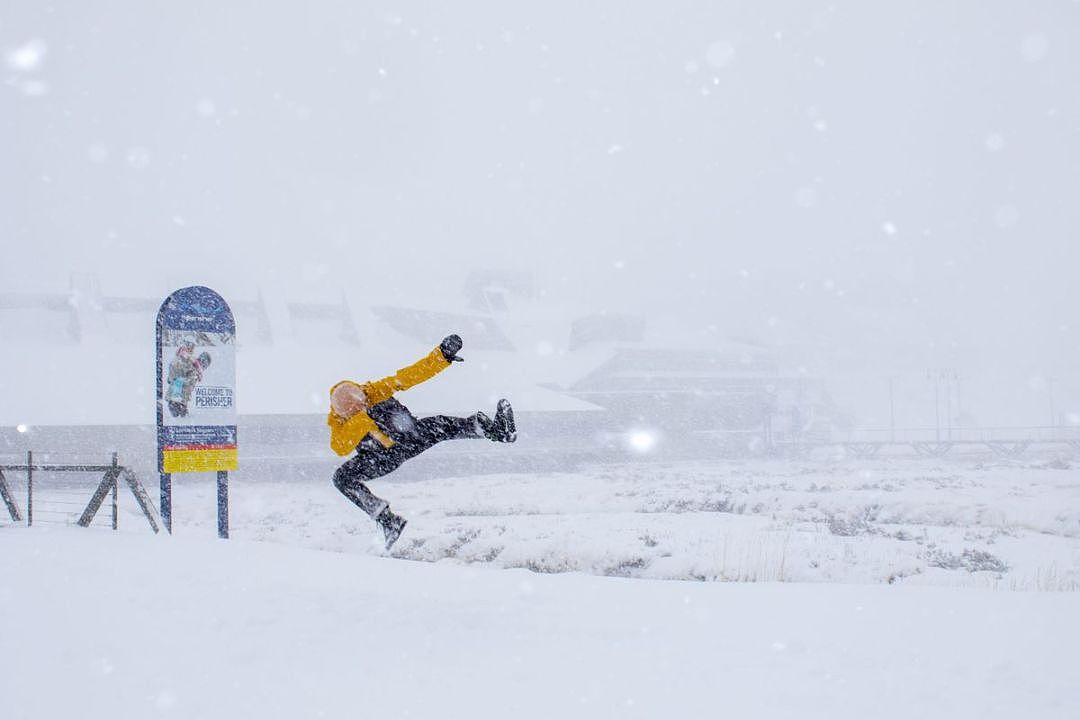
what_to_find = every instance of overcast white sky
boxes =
[2,1,1079,426]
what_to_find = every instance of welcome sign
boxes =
[156,287,238,473]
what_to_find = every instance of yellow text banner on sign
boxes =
[162,448,239,473]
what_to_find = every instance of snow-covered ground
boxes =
[3,455,1079,718]
[148,455,1080,591]
[3,529,1079,720]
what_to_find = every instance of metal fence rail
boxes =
[0,451,159,533]
[691,425,1080,460]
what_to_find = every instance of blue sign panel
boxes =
[156,286,237,537]
[156,287,238,473]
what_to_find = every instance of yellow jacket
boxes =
[327,347,451,456]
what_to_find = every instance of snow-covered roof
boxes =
[0,272,801,427]
[0,278,604,426]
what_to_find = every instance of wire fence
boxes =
[0,451,159,533]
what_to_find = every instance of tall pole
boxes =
[217,471,229,539]
[945,374,953,441]
[934,377,941,442]
[161,472,172,533]
[889,378,896,442]
[1048,377,1056,429]
[156,305,171,534]
[111,453,119,531]
[955,374,963,437]
[26,450,32,527]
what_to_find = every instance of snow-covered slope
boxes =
[147,457,1080,590]
[3,528,1078,720]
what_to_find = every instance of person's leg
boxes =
[405,403,516,448]
[387,403,516,461]
[383,407,513,467]
[332,449,405,519]
[332,447,411,549]
[411,415,482,450]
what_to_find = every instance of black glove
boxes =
[440,334,464,362]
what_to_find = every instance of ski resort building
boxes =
[0,272,836,479]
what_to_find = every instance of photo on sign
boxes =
[160,329,236,427]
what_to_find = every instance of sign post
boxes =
[155,286,237,538]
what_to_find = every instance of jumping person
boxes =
[328,334,516,549]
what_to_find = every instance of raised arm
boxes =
[361,336,461,405]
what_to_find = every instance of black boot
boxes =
[494,399,516,442]
[480,399,516,443]
[375,507,407,550]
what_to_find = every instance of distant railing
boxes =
[841,426,1080,444]
[691,425,1080,460]
[0,451,159,532]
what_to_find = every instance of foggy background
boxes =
[3,0,1078,430]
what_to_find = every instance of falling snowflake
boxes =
[6,39,46,71]
[126,147,152,170]
[795,187,817,209]
[19,80,49,96]
[87,144,109,164]
[1020,33,1048,63]
[995,205,1019,228]
[705,41,735,69]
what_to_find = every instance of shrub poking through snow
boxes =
[827,504,881,536]
[927,548,1010,574]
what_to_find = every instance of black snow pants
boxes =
[332,413,479,519]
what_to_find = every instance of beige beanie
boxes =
[330,382,368,418]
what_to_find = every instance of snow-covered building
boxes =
[0,271,834,476]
